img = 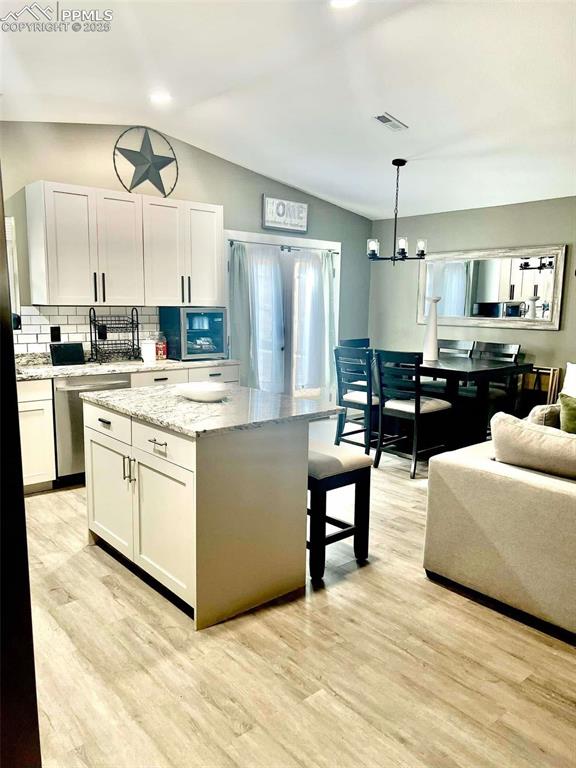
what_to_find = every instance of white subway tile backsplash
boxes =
[14,305,160,355]
[16,334,38,343]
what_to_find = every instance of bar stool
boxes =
[307,441,373,582]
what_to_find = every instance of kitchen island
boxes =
[81,385,340,629]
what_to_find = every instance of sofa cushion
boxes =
[559,392,576,434]
[561,362,576,397]
[527,403,561,428]
[491,412,576,479]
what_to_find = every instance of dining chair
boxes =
[339,338,370,348]
[438,339,474,358]
[334,346,379,455]
[472,341,521,363]
[468,341,522,415]
[373,350,452,478]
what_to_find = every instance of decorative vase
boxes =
[423,297,441,363]
[526,296,540,320]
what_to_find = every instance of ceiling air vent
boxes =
[375,113,408,132]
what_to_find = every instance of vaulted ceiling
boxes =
[1,0,575,219]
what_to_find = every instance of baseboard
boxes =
[424,569,575,646]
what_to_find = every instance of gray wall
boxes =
[0,121,372,338]
[369,197,576,369]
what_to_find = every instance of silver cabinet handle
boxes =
[130,457,136,483]
[122,455,129,480]
[148,438,168,448]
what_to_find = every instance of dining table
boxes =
[420,357,533,444]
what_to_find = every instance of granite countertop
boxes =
[16,358,240,382]
[81,384,341,437]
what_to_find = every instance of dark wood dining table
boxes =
[420,358,533,443]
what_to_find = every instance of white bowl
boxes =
[176,382,230,403]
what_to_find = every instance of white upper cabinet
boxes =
[96,189,144,305]
[27,181,143,306]
[142,196,187,306]
[181,201,225,306]
[26,181,225,307]
[27,181,99,305]
[143,196,225,307]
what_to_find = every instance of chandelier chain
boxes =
[394,164,400,221]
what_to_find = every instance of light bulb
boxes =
[149,90,172,106]
[397,237,408,251]
[367,238,380,257]
[330,0,360,8]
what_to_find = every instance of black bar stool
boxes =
[307,442,372,582]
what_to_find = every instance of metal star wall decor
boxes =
[113,126,178,197]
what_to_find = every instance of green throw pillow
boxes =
[559,392,576,433]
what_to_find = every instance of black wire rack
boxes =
[89,307,141,363]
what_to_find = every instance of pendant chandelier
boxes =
[367,159,427,265]
[519,256,555,272]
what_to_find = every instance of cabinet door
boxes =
[44,182,99,305]
[84,428,133,558]
[96,189,144,305]
[143,197,188,305]
[19,400,56,486]
[132,447,195,606]
[181,202,224,306]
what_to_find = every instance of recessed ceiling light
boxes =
[149,90,172,106]
[330,0,359,9]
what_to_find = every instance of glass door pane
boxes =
[185,310,225,356]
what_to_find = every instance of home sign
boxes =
[262,195,308,233]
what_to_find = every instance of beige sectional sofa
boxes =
[423,439,576,633]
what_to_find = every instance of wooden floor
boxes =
[25,428,576,767]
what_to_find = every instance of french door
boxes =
[230,240,338,398]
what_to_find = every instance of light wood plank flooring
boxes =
[25,434,575,768]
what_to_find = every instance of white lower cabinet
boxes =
[187,365,239,383]
[19,400,56,486]
[132,447,195,604]
[130,369,188,388]
[85,428,133,559]
[17,380,56,487]
[85,419,196,608]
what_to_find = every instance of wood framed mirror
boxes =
[417,244,566,330]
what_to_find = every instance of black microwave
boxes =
[159,307,228,361]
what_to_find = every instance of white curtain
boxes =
[292,249,337,397]
[427,261,468,317]
[248,244,285,393]
[230,241,337,397]
[230,242,285,393]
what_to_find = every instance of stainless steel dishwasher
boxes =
[53,373,131,477]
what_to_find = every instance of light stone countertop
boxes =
[16,358,240,382]
[81,384,341,437]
